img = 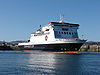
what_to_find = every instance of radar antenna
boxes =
[59,14,65,23]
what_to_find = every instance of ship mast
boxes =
[59,14,65,23]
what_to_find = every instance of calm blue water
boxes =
[0,51,100,75]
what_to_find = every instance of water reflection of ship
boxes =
[18,16,86,51]
[27,53,81,74]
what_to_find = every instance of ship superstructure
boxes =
[18,19,86,51]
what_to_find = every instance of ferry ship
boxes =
[18,17,86,51]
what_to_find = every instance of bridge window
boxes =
[72,32,73,35]
[62,28,68,31]
[55,31,58,34]
[64,32,66,34]
[58,31,75,35]
[59,32,60,34]
[74,32,77,34]
[69,32,71,35]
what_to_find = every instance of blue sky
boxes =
[0,0,100,41]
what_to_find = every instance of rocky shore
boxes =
[0,42,19,50]
[80,42,100,52]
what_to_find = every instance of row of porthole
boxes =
[61,48,67,50]
[61,48,78,50]
[59,32,77,35]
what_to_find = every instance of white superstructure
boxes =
[19,22,85,45]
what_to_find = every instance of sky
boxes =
[0,0,100,41]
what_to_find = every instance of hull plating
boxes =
[18,43,83,51]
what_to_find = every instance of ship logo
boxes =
[45,35,48,41]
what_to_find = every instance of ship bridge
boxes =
[48,22,79,39]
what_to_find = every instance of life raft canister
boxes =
[45,35,48,41]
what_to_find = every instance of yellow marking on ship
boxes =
[23,50,79,53]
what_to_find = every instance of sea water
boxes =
[0,51,100,75]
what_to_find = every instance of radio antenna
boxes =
[59,14,65,23]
